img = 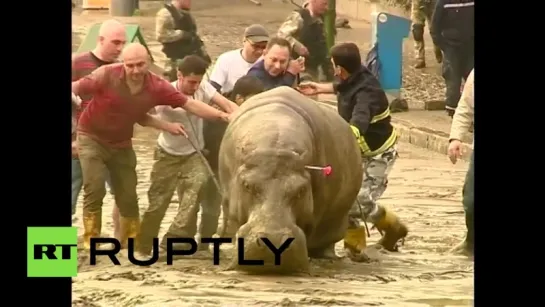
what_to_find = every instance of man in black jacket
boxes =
[430,0,474,117]
[298,42,408,259]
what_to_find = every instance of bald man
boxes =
[72,19,126,231]
[72,43,231,250]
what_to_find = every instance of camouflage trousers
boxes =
[300,66,322,82]
[348,146,398,227]
[163,48,211,82]
[300,61,334,83]
[163,59,180,82]
[138,146,209,252]
[411,0,441,61]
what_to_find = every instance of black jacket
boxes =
[335,66,394,152]
[162,4,202,60]
[430,0,475,49]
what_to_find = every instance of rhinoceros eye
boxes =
[242,181,254,192]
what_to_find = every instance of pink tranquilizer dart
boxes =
[304,165,333,177]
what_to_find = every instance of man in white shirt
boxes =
[208,24,270,94]
[137,55,237,254]
[447,69,474,257]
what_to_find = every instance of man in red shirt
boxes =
[72,43,231,250]
[72,19,127,236]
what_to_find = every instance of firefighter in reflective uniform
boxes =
[277,0,333,82]
[298,43,409,260]
[411,0,443,69]
[156,0,211,82]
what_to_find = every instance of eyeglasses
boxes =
[246,40,267,50]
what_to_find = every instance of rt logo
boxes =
[27,227,78,277]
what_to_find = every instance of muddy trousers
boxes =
[411,0,441,62]
[348,146,398,226]
[77,133,140,249]
[442,44,474,111]
[462,151,474,246]
[138,147,208,253]
[300,60,334,83]
[71,158,115,215]
[413,27,442,63]
[198,171,222,243]
[164,48,211,82]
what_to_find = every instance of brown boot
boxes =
[82,209,102,250]
[373,206,408,252]
[119,216,141,249]
[414,59,426,69]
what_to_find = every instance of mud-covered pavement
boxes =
[72,125,473,307]
[72,1,471,305]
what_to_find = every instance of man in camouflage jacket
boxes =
[277,0,332,82]
[156,0,211,81]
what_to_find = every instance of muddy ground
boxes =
[73,126,473,307]
[72,0,445,110]
[72,1,472,306]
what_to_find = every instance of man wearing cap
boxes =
[208,24,270,95]
[156,0,211,82]
[278,0,332,82]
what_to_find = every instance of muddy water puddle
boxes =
[72,126,473,306]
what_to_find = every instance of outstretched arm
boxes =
[72,65,107,97]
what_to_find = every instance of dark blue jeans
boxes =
[442,44,474,110]
[71,158,114,215]
[462,151,474,244]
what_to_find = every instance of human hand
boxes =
[226,101,239,113]
[297,81,319,96]
[72,140,78,158]
[298,46,309,57]
[447,139,462,164]
[287,58,305,75]
[165,122,188,137]
[296,56,305,71]
[218,111,231,123]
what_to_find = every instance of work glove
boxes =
[350,125,366,153]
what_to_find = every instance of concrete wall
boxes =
[336,0,409,21]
